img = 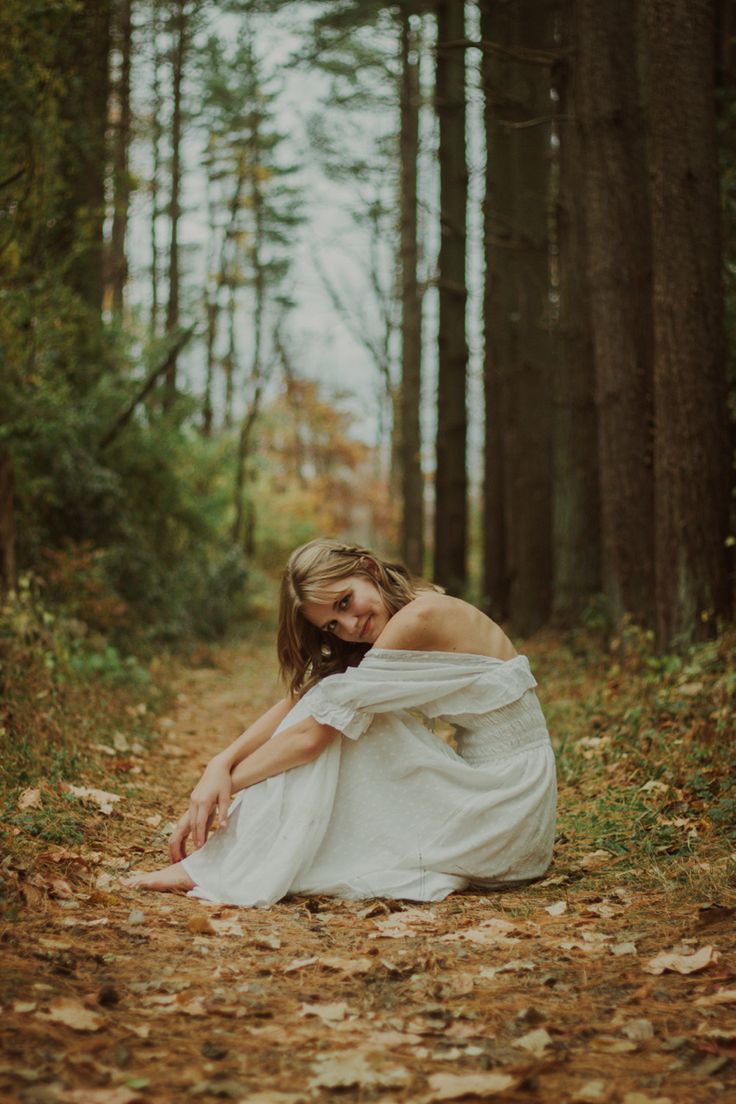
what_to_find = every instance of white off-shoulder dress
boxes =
[181,649,556,907]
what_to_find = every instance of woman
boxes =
[123,539,556,904]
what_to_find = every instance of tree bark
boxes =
[0,449,16,596]
[575,0,655,625]
[164,0,188,409]
[54,0,112,314]
[551,1,600,623]
[109,0,133,320]
[399,10,424,575]
[433,0,468,596]
[644,0,732,645]
[150,1,163,336]
[480,0,511,620]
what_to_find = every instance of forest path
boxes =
[2,637,735,1104]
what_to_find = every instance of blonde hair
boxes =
[278,538,436,697]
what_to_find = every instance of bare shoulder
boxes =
[374,593,517,660]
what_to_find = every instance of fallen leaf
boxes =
[610,942,638,956]
[545,900,567,916]
[315,955,374,976]
[37,996,104,1032]
[187,914,216,935]
[590,1036,637,1054]
[440,917,523,946]
[578,850,614,869]
[478,959,536,979]
[57,1090,143,1104]
[694,988,736,1007]
[17,787,41,810]
[572,1082,609,1104]
[309,1051,409,1090]
[621,1019,654,1041]
[622,1095,673,1104]
[145,814,163,828]
[239,1095,309,1104]
[64,785,123,815]
[424,1071,519,1100]
[13,1000,37,1013]
[127,909,146,926]
[515,1027,552,1056]
[210,916,245,937]
[283,956,319,973]
[253,932,281,949]
[299,1001,350,1024]
[644,945,719,975]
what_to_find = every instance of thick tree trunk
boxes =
[644,0,731,645]
[150,3,163,336]
[109,0,133,320]
[575,0,655,625]
[480,0,512,620]
[0,449,16,596]
[399,10,424,575]
[433,0,468,595]
[164,0,188,409]
[505,1,554,636]
[551,2,600,623]
[55,0,112,313]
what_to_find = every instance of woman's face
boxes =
[301,573,390,645]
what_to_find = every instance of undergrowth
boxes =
[0,577,166,851]
[528,619,736,893]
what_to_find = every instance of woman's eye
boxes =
[339,595,350,609]
[326,620,337,632]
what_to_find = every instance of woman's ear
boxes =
[359,556,379,579]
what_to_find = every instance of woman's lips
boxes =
[359,615,372,639]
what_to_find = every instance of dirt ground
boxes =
[1,638,735,1104]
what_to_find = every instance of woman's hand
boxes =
[187,755,233,851]
[168,808,194,863]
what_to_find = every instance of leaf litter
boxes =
[2,636,735,1103]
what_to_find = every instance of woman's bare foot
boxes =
[120,861,195,893]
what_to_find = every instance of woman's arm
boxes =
[170,695,297,859]
[229,716,337,793]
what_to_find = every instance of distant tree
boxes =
[575,0,655,625]
[644,0,732,644]
[109,0,135,320]
[434,0,468,596]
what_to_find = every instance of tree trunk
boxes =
[0,449,16,596]
[54,0,112,314]
[150,2,163,336]
[109,0,133,320]
[644,0,732,645]
[399,9,424,575]
[433,0,468,595]
[505,1,554,636]
[576,0,655,625]
[480,0,512,620]
[551,1,600,623]
[164,0,188,409]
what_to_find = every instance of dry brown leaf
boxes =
[299,1001,351,1024]
[622,1095,673,1104]
[309,1051,410,1090]
[694,987,736,1007]
[57,1090,143,1104]
[17,786,41,810]
[210,916,245,937]
[424,1071,519,1100]
[478,959,536,979]
[316,955,374,976]
[578,850,614,870]
[440,917,523,946]
[239,1095,309,1104]
[37,996,104,1032]
[545,900,567,916]
[644,944,718,975]
[515,1027,552,1056]
[64,785,123,815]
[610,941,638,956]
[371,907,438,938]
[283,956,320,973]
[13,1000,37,1013]
[187,914,216,935]
[252,932,281,949]
[572,1082,610,1104]
[590,1036,637,1054]
[621,1019,654,1041]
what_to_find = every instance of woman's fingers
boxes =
[217,784,231,828]
[193,802,214,849]
[168,813,191,863]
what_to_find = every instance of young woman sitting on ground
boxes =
[122,538,556,905]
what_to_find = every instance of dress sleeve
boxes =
[303,651,537,741]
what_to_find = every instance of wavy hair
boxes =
[278,538,437,697]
